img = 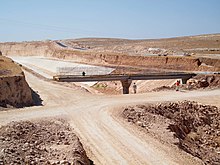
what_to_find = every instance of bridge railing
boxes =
[56,67,115,76]
[56,67,196,77]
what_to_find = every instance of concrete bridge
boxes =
[53,72,196,94]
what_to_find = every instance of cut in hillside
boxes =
[0,55,33,108]
[0,34,219,72]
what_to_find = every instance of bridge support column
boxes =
[182,78,190,84]
[121,79,132,94]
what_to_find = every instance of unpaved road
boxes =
[1,63,220,164]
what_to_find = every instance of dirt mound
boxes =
[187,74,220,89]
[0,119,90,165]
[152,85,174,91]
[154,74,220,92]
[122,101,220,165]
[0,56,22,77]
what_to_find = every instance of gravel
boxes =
[0,119,90,165]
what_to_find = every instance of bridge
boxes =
[53,72,196,94]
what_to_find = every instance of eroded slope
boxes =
[0,55,33,108]
[122,101,220,164]
[0,34,220,72]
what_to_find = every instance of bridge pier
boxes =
[182,77,190,84]
[121,79,132,94]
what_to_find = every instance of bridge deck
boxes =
[53,72,196,82]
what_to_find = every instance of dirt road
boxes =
[1,70,220,164]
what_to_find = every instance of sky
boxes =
[0,0,220,42]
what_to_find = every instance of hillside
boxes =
[0,34,220,72]
[61,33,220,56]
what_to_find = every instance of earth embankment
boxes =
[1,37,220,72]
[122,101,220,164]
[52,49,205,71]
[0,55,33,108]
[0,41,54,57]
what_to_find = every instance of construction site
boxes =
[0,33,220,165]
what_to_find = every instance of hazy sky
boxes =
[0,0,220,42]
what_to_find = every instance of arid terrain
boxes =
[122,101,220,164]
[0,119,90,165]
[0,34,220,164]
[0,55,33,108]
[1,34,220,72]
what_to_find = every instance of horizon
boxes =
[1,0,220,42]
[1,33,220,43]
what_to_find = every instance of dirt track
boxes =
[1,69,220,164]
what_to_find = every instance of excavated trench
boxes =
[1,41,220,72]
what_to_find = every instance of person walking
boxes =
[133,83,137,94]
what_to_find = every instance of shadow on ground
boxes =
[89,159,94,165]
[31,89,43,106]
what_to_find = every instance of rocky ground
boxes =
[122,101,220,165]
[188,74,220,89]
[153,74,220,92]
[0,119,90,165]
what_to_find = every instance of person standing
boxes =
[176,80,180,91]
[133,83,137,94]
